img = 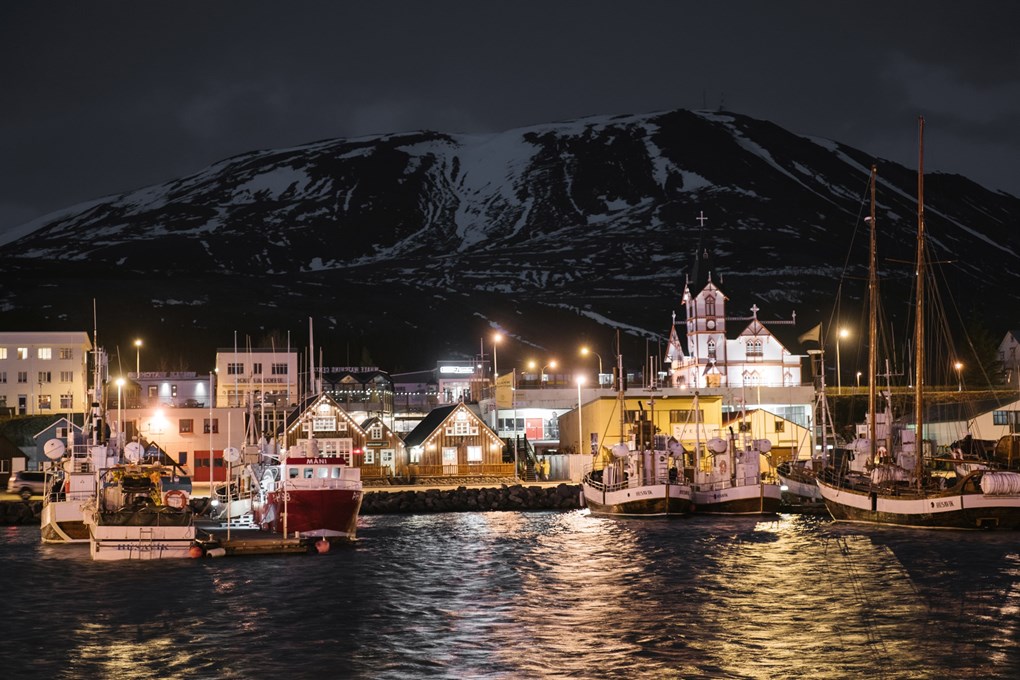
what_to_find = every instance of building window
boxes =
[38,371,52,383]
[707,340,717,359]
[148,386,158,398]
[59,348,73,360]
[310,416,337,432]
[38,347,52,360]
[994,410,1008,426]
[0,371,5,383]
[706,297,716,317]
[17,372,28,383]
[774,420,785,433]
[668,409,704,423]
[17,348,28,360]
[252,362,263,375]
[0,348,6,359]
[363,450,375,464]
[410,447,422,464]
[60,394,73,409]
[467,445,482,463]
[38,395,52,410]
[446,419,479,436]
[227,363,244,375]
[272,363,288,375]
[747,339,763,357]
[179,419,194,434]
[203,419,219,434]
[60,371,74,382]
[442,447,458,468]
[369,423,383,440]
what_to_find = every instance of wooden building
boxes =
[402,403,510,478]
[359,416,408,480]
[280,394,369,467]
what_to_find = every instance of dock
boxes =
[194,519,326,556]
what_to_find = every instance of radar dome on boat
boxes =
[124,441,144,462]
[754,439,772,453]
[611,443,631,459]
[43,438,66,460]
[707,437,728,454]
[223,446,241,463]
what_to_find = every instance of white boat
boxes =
[690,431,782,515]
[816,126,1020,530]
[41,343,109,544]
[84,442,197,560]
[581,349,693,517]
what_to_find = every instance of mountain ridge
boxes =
[1,108,1017,374]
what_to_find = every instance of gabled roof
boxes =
[403,404,458,448]
[275,392,364,437]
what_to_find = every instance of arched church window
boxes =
[707,340,717,359]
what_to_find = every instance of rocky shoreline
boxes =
[0,483,584,525]
[360,483,582,514]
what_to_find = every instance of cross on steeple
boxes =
[696,211,708,227]
[750,304,759,318]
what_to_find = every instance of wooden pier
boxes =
[195,520,320,556]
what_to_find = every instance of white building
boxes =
[665,275,805,389]
[0,331,92,416]
[214,348,298,408]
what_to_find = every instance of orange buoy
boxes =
[315,538,330,554]
[188,545,204,559]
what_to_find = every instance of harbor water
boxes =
[3,511,1019,679]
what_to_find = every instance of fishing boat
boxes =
[581,352,693,516]
[83,442,197,560]
[40,342,109,544]
[250,442,363,539]
[816,122,1020,529]
[689,426,782,515]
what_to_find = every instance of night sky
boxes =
[3,1,1019,237]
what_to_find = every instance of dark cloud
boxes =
[3,1,1019,234]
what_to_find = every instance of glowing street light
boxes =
[528,359,557,387]
[492,332,502,380]
[134,338,143,375]
[835,327,849,391]
[955,361,964,391]
[856,371,862,388]
[580,346,603,387]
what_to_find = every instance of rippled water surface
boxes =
[4,512,1020,679]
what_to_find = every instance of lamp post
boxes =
[580,346,603,387]
[134,338,143,375]
[576,375,585,456]
[856,371,862,388]
[492,333,502,380]
[115,378,125,453]
[542,360,557,387]
[836,327,849,391]
[955,361,964,391]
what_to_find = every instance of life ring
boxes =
[164,489,189,509]
[719,460,728,475]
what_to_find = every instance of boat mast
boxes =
[913,117,926,480]
[868,165,878,462]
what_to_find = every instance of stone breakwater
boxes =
[361,483,583,515]
[0,500,41,525]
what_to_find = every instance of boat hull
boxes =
[255,488,362,539]
[582,480,693,517]
[816,477,1020,530]
[692,483,782,515]
[88,510,196,560]
[40,500,90,543]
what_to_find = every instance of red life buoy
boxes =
[164,489,189,509]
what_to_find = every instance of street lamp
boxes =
[528,360,557,387]
[580,346,603,387]
[856,371,862,388]
[955,361,964,391]
[487,332,499,381]
[836,327,849,391]
[134,338,143,375]
[115,377,125,453]
[576,375,585,455]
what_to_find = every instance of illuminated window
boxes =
[369,423,383,440]
[17,348,28,360]
[707,340,717,359]
[364,450,375,464]
[60,394,73,409]
[0,348,6,359]
[774,421,785,433]
[312,416,337,432]
[467,446,482,463]
[38,395,52,410]
[38,347,52,360]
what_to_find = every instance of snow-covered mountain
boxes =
[2,108,1018,372]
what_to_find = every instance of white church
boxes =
[665,273,806,389]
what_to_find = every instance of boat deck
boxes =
[194,519,322,556]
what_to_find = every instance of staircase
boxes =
[504,435,540,481]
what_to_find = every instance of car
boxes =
[6,470,46,500]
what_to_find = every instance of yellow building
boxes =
[721,408,812,464]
